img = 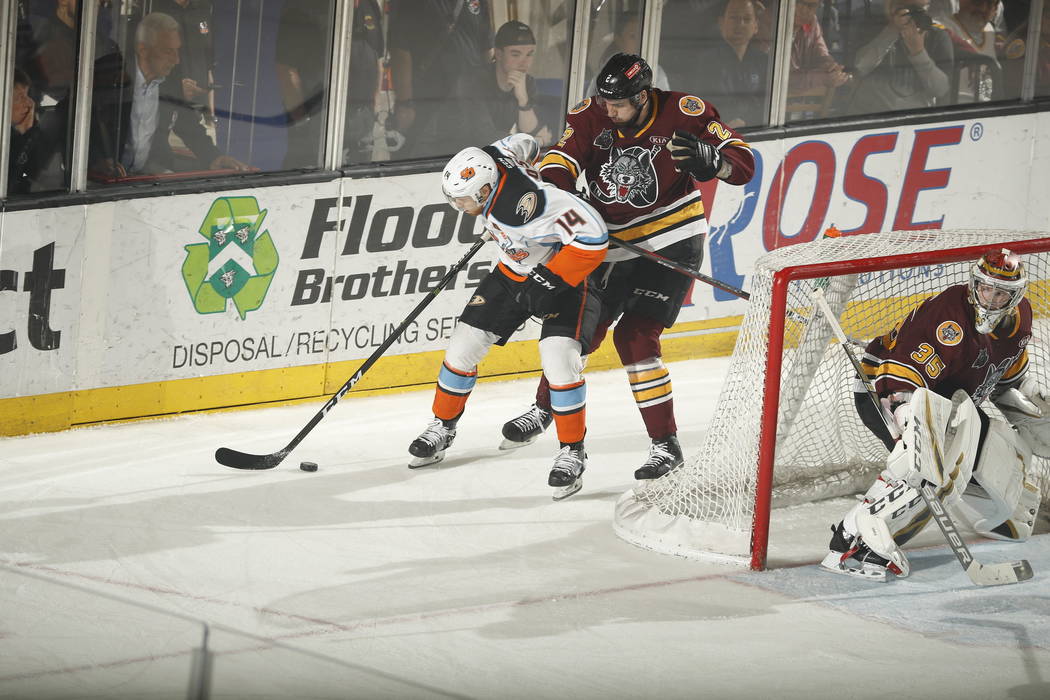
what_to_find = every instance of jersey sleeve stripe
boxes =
[1000,349,1029,383]
[862,359,928,390]
[538,152,580,179]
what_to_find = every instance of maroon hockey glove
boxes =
[669,130,721,181]
[515,264,569,317]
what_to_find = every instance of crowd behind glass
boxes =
[5,0,1050,198]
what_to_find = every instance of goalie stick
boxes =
[811,287,1033,586]
[215,236,488,470]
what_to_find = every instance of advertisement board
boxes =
[2,112,1048,434]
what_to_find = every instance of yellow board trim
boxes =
[0,315,745,437]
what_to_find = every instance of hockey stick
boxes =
[811,288,1033,586]
[608,237,750,300]
[215,237,488,470]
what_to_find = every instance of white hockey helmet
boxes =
[441,147,499,212]
[969,248,1027,334]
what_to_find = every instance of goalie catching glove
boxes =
[668,130,726,181]
[514,264,569,317]
[992,376,1050,458]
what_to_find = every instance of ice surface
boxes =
[1,356,1048,699]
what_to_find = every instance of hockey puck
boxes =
[299,461,318,472]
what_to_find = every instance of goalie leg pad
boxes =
[953,418,1041,542]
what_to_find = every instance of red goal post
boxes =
[614,231,1050,571]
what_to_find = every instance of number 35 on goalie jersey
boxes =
[481,135,608,286]
[860,284,1032,405]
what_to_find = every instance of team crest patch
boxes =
[569,98,591,114]
[467,294,486,306]
[593,129,614,150]
[460,167,475,180]
[515,192,538,221]
[679,96,706,116]
[556,126,573,147]
[936,320,963,346]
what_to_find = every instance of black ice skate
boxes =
[408,418,457,468]
[634,435,684,480]
[499,404,553,450]
[819,521,900,582]
[548,443,586,501]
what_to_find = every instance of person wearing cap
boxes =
[489,21,546,141]
[436,20,555,152]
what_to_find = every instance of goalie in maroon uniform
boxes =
[500,53,756,479]
[823,250,1045,581]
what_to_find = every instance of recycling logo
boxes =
[182,196,278,320]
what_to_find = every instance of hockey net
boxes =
[614,230,1050,570]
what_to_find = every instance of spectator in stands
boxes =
[275,2,334,169]
[1037,1,1050,96]
[88,12,248,178]
[938,0,999,100]
[344,0,386,164]
[453,20,556,149]
[845,0,954,115]
[593,11,671,90]
[388,0,494,158]
[150,0,216,123]
[8,68,58,195]
[693,0,771,128]
[28,0,79,104]
[789,0,852,93]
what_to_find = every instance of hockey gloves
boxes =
[515,264,569,317]
[668,130,721,181]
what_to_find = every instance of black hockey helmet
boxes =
[595,53,653,104]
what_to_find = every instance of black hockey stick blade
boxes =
[215,446,289,471]
[213,237,487,472]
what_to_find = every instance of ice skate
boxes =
[819,522,901,582]
[499,404,553,450]
[548,443,586,501]
[408,418,457,468]
[634,435,684,480]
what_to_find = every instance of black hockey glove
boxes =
[515,264,569,317]
[668,130,722,182]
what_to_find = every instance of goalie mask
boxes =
[442,147,499,214]
[969,249,1027,334]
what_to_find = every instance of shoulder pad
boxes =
[569,98,592,115]
[677,95,707,117]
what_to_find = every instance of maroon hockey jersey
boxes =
[860,284,1032,405]
[538,89,755,262]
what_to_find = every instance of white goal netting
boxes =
[614,230,1050,567]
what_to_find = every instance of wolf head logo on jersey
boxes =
[590,144,660,207]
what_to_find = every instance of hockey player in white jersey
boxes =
[408,133,608,500]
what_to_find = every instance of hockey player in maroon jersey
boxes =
[500,53,756,480]
[823,250,1045,581]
